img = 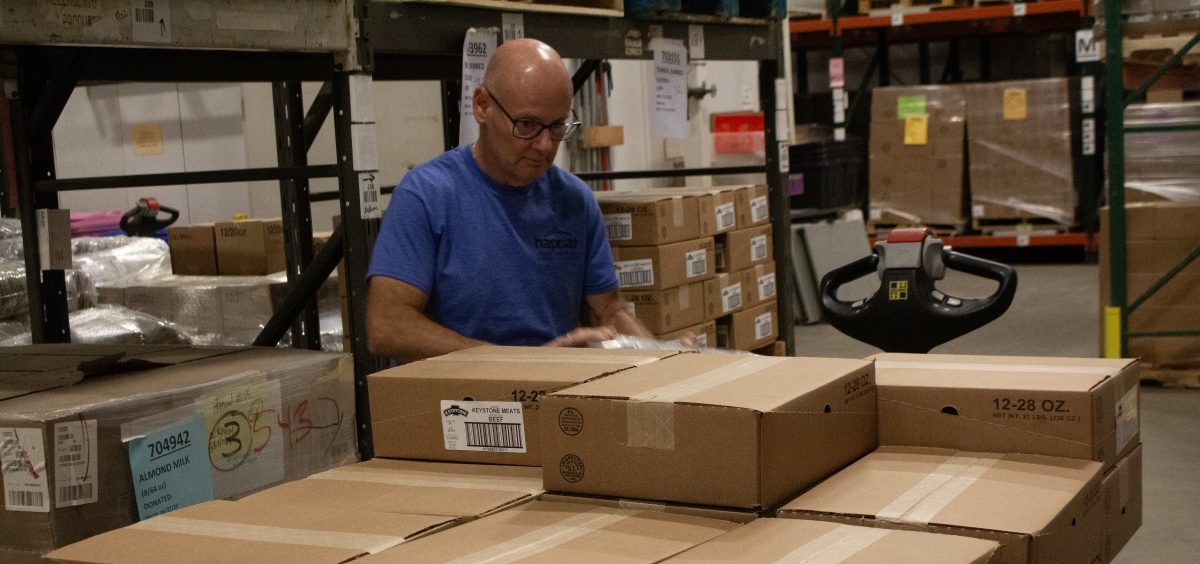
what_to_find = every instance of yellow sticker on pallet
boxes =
[1003,88,1028,120]
[903,115,928,146]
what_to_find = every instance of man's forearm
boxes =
[607,308,652,338]
[368,307,488,363]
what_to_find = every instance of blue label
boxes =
[127,417,213,520]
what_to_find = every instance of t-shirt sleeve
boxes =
[582,188,619,295]
[366,176,438,294]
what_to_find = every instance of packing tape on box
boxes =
[617,499,668,512]
[678,284,691,310]
[875,360,1117,375]
[445,508,636,564]
[627,356,787,450]
[434,352,665,367]
[672,197,685,227]
[775,525,892,563]
[876,453,1002,525]
[308,468,542,495]
[130,516,405,554]
[972,194,1073,225]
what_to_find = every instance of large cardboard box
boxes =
[655,320,717,350]
[777,446,1107,564]
[743,262,778,309]
[746,184,771,226]
[44,499,451,564]
[368,346,678,466]
[703,271,746,319]
[541,354,878,509]
[668,518,1001,563]
[214,218,285,275]
[357,500,741,563]
[166,224,218,276]
[965,79,1076,226]
[717,224,772,273]
[594,191,702,246]
[0,346,357,560]
[869,85,966,227]
[717,299,778,351]
[871,353,1140,471]
[1102,444,1143,562]
[654,186,746,235]
[620,281,706,334]
[612,237,715,290]
[1099,202,1200,367]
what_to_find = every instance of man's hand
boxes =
[545,326,618,348]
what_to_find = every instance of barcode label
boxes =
[1,428,49,513]
[359,172,382,219]
[54,420,98,508]
[715,203,735,231]
[751,196,769,223]
[750,235,769,262]
[135,1,155,23]
[615,259,654,288]
[7,490,45,510]
[685,250,708,278]
[758,273,776,301]
[605,213,633,241]
[721,283,743,313]
[755,312,774,340]
[57,483,93,504]
[131,0,171,43]
[441,400,527,453]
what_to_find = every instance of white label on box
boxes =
[1013,3,1026,17]
[696,333,708,348]
[1081,76,1095,114]
[688,25,704,60]
[973,204,985,218]
[615,259,654,288]
[1076,29,1100,63]
[1082,118,1096,156]
[721,283,743,313]
[131,0,172,44]
[758,272,776,301]
[440,401,527,453]
[501,13,524,41]
[199,377,286,499]
[754,312,773,340]
[605,213,634,241]
[1,428,49,512]
[685,249,708,278]
[358,171,382,219]
[53,420,99,508]
[715,202,735,231]
[625,301,636,316]
[750,234,769,261]
[1115,386,1139,453]
[751,196,769,224]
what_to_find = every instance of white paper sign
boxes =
[459,28,498,146]
[132,0,172,44]
[1081,76,1096,114]
[688,25,705,60]
[501,13,524,41]
[1076,29,1100,63]
[650,39,688,139]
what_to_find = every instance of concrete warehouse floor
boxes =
[791,263,1199,563]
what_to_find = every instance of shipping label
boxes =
[1115,386,1139,452]
[605,213,633,241]
[758,272,776,301]
[754,312,773,340]
[441,400,527,453]
[721,283,743,313]
[715,203,735,231]
[685,249,708,278]
[750,234,769,262]
[53,419,99,508]
[751,196,769,223]
[615,259,654,288]
[1,427,49,512]
[126,416,213,520]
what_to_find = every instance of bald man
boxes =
[366,38,650,362]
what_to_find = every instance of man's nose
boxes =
[532,127,556,151]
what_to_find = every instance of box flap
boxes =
[552,354,872,412]
[779,446,1102,535]
[871,353,1135,392]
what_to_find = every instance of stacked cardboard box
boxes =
[0,345,356,563]
[166,218,286,277]
[1100,202,1200,369]
[965,78,1076,227]
[869,85,967,229]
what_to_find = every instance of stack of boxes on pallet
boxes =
[869,78,1077,234]
[597,185,779,352]
[43,345,1142,563]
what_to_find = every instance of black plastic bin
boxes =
[788,138,865,210]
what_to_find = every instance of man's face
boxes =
[480,85,573,186]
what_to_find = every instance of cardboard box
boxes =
[538,492,757,523]
[166,224,218,276]
[595,191,701,246]
[0,346,357,558]
[104,274,288,345]
[582,124,624,149]
[368,346,678,466]
[541,353,878,509]
[1102,444,1142,562]
[356,500,740,563]
[654,186,745,234]
[746,184,771,226]
[612,237,714,291]
[777,446,1106,564]
[655,320,717,350]
[620,281,706,334]
[743,262,778,309]
[871,353,1141,471]
[703,271,746,319]
[44,499,451,564]
[668,518,1001,563]
[718,224,772,273]
[716,300,778,351]
[214,218,285,275]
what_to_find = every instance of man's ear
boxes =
[472,86,489,125]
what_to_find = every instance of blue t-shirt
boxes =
[367,145,618,346]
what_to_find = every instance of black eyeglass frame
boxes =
[486,90,582,141]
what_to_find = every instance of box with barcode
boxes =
[367,346,678,467]
[717,224,772,273]
[654,187,742,235]
[716,300,778,351]
[745,184,771,226]
[620,281,706,334]
[594,191,701,246]
[655,320,717,350]
[540,353,877,509]
[704,271,747,320]
[0,345,356,560]
[741,262,777,309]
[612,237,714,291]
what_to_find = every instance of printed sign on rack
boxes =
[501,13,525,42]
[460,27,499,146]
[650,38,689,139]
[126,416,214,520]
[1075,29,1100,63]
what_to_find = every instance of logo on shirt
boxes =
[535,229,580,259]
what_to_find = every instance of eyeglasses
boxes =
[487,90,581,141]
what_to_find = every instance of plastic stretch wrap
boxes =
[0,305,187,346]
[0,259,91,319]
[1124,102,1200,203]
[0,218,22,260]
[72,236,172,286]
[966,78,1076,226]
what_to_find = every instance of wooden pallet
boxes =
[971,218,1071,235]
[1141,367,1200,389]
[1124,33,1200,67]
[868,221,963,237]
[859,0,957,14]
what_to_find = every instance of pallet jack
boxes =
[118,197,179,237]
[820,227,1018,353]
